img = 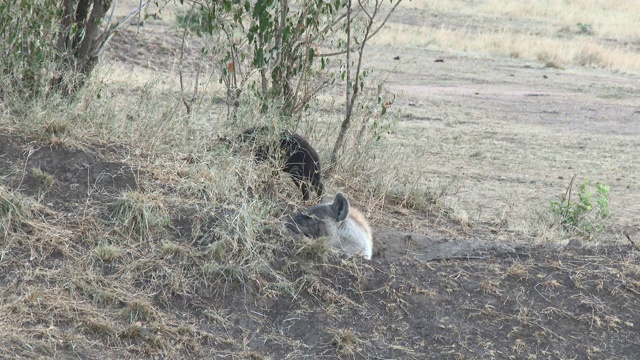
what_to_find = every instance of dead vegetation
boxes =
[1,0,639,358]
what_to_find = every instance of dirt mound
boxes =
[1,135,639,359]
[0,135,138,212]
[177,241,640,359]
[375,226,522,261]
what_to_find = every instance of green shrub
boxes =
[0,0,60,100]
[550,177,611,236]
[176,7,214,37]
[576,23,593,35]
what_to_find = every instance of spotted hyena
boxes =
[238,127,324,201]
[285,193,373,259]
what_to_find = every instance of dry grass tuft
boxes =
[0,186,33,234]
[372,0,640,73]
[94,242,124,261]
[295,236,331,262]
[388,178,460,211]
[43,118,70,137]
[112,191,167,241]
[330,327,361,356]
[121,299,155,322]
[31,167,55,187]
[202,262,246,284]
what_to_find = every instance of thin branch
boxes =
[320,0,402,57]
[564,174,577,219]
[290,78,332,114]
[179,1,197,114]
[327,0,354,172]
[92,0,164,57]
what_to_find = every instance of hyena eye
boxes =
[298,224,317,238]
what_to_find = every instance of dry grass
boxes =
[1,0,639,357]
[375,24,640,72]
[405,0,640,39]
[373,0,640,73]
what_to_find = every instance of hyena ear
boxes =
[331,193,350,222]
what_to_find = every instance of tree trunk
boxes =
[54,0,114,94]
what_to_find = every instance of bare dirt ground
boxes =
[2,1,640,359]
[377,46,640,233]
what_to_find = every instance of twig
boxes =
[624,229,640,250]
[178,1,197,114]
[94,0,161,57]
[563,174,576,219]
[426,255,489,262]
[320,0,403,57]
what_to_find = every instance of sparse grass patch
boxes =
[387,177,460,212]
[72,280,122,307]
[329,328,360,356]
[118,323,144,340]
[203,262,246,284]
[84,318,117,336]
[481,280,503,296]
[204,240,227,261]
[161,240,183,256]
[448,206,471,228]
[90,288,121,307]
[573,44,610,68]
[43,118,70,137]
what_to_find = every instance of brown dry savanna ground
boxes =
[1,0,640,359]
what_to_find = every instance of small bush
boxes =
[576,23,593,35]
[31,167,55,187]
[175,7,214,37]
[550,176,611,236]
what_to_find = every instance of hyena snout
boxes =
[285,193,373,260]
[285,210,337,239]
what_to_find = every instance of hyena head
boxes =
[285,193,350,239]
[286,193,373,259]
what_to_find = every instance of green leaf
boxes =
[254,47,264,66]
